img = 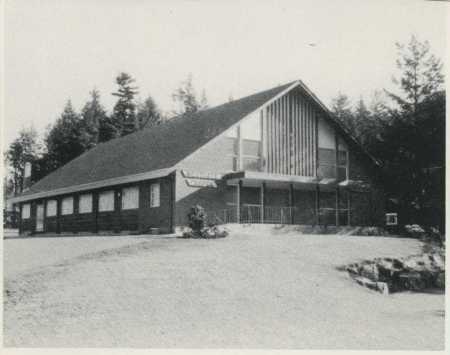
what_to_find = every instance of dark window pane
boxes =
[338,150,348,165]
[318,148,335,165]
[243,139,261,157]
[318,164,336,179]
[337,167,347,181]
[243,157,261,171]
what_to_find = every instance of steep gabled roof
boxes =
[11,79,380,204]
[15,81,296,201]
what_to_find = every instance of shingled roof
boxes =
[17,81,296,200]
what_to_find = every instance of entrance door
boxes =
[36,203,44,232]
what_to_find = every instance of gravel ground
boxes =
[3,227,445,349]
[3,234,162,277]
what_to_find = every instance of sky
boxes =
[3,0,448,148]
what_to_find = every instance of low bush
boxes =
[181,205,229,239]
[357,226,389,236]
[404,224,426,239]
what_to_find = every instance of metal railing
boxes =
[208,205,350,226]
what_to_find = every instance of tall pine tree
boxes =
[386,34,444,113]
[136,95,161,129]
[45,100,85,171]
[380,35,445,228]
[331,93,355,135]
[172,74,208,115]
[112,72,139,136]
[80,89,107,148]
[5,126,40,194]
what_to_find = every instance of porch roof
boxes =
[223,171,319,190]
[223,171,371,192]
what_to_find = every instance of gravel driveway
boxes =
[3,227,445,349]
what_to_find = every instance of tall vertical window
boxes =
[79,194,93,214]
[241,112,262,171]
[21,204,31,219]
[317,148,348,180]
[150,183,160,208]
[225,126,239,171]
[122,186,139,210]
[61,196,74,215]
[46,200,57,216]
[337,150,348,181]
[99,191,115,212]
[318,148,336,179]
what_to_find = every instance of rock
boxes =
[345,252,445,294]
[430,254,445,270]
[376,282,389,295]
[398,272,425,290]
[346,264,359,275]
[360,263,379,281]
[354,276,389,294]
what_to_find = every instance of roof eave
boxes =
[8,167,174,204]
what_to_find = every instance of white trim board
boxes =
[8,168,174,204]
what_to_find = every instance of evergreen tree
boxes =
[45,100,85,171]
[200,89,208,110]
[379,36,445,229]
[112,72,139,136]
[80,89,107,148]
[386,35,444,113]
[172,74,208,115]
[5,126,40,194]
[98,115,119,143]
[136,95,161,129]
[331,93,356,136]
[352,97,372,143]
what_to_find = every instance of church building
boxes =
[10,80,385,235]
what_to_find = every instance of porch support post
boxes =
[347,191,351,226]
[94,191,99,234]
[315,184,320,226]
[260,182,266,223]
[236,180,242,223]
[335,186,340,227]
[289,183,294,224]
[56,197,61,234]
[335,133,340,227]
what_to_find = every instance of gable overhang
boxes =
[8,167,174,204]
[295,80,381,168]
[175,81,302,169]
[176,79,380,172]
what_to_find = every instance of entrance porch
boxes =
[214,171,354,226]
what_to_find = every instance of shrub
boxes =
[187,205,207,234]
[404,224,426,239]
[182,205,229,239]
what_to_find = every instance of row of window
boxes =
[21,183,160,219]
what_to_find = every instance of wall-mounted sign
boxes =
[181,170,223,180]
[185,178,217,188]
